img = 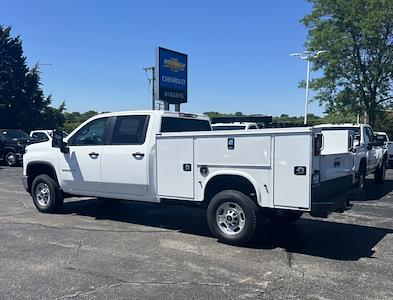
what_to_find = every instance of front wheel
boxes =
[207,190,260,246]
[32,175,63,213]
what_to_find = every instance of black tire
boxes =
[265,209,303,225]
[207,190,260,246]
[375,160,386,184]
[5,151,18,167]
[355,163,366,190]
[32,174,63,213]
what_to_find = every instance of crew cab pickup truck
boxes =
[316,124,386,189]
[23,110,354,245]
[0,129,40,166]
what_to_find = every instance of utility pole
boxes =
[143,66,156,110]
[290,50,326,125]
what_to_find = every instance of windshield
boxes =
[2,129,29,139]
[376,134,388,143]
[212,125,246,131]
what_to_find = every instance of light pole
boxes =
[290,50,326,125]
[143,66,156,110]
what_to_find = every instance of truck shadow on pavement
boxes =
[58,198,393,261]
[250,219,393,260]
[360,178,393,201]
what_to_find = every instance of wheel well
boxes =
[27,163,58,192]
[4,147,16,154]
[203,175,257,205]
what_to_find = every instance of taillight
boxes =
[312,170,320,185]
[314,133,323,156]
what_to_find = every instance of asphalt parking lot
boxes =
[1,166,393,299]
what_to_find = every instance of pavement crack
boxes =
[55,279,264,299]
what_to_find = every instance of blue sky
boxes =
[1,0,324,116]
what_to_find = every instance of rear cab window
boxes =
[161,117,211,133]
[212,125,246,131]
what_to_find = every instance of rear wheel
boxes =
[265,209,303,225]
[5,152,17,167]
[32,174,63,213]
[207,190,260,246]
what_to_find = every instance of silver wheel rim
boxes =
[6,154,16,165]
[216,202,246,236]
[36,183,51,207]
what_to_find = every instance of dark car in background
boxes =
[0,129,40,166]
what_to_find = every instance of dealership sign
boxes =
[155,47,187,104]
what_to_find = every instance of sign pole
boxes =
[152,66,155,110]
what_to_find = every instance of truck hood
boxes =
[25,140,52,152]
[8,136,42,146]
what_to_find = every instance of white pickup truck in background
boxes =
[212,122,259,131]
[316,124,387,189]
[374,131,393,168]
[23,110,356,245]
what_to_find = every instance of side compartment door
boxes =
[59,117,108,193]
[157,137,194,199]
[101,115,151,196]
[273,134,311,209]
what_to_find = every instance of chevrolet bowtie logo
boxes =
[163,58,185,72]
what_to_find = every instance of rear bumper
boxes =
[310,175,353,217]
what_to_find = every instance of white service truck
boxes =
[23,110,355,245]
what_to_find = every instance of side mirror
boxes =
[367,144,373,150]
[353,135,360,147]
[52,129,69,153]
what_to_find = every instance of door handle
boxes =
[132,152,145,160]
[89,152,99,158]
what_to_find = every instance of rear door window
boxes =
[110,115,150,145]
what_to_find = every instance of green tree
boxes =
[0,25,64,131]
[63,110,98,133]
[302,0,393,127]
